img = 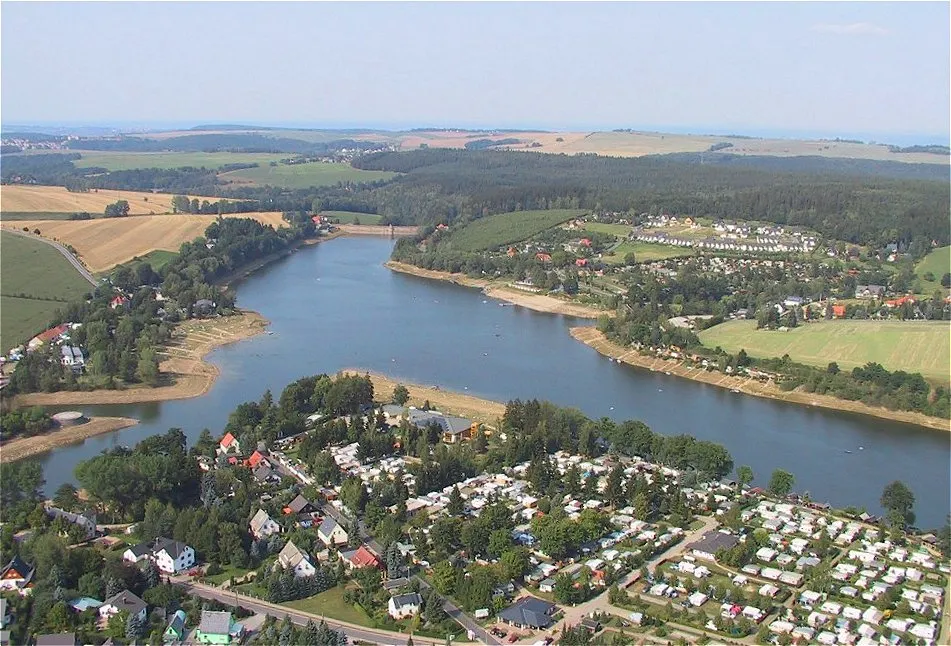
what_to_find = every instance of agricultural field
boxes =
[218,161,397,189]
[915,245,950,294]
[0,213,287,273]
[582,222,633,237]
[0,185,204,215]
[449,209,586,252]
[699,319,951,383]
[602,241,695,264]
[319,210,382,225]
[71,150,288,171]
[0,231,93,349]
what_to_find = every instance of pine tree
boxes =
[447,485,464,516]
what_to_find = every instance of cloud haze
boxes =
[811,22,890,36]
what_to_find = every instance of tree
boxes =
[393,384,410,406]
[52,483,80,511]
[136,346,160,385]
[880,481,916,527]
[104,200,130,218]
[447,485,464,517]
[126,611,146,639]
[767,469,795,497]
[736,465,754,490]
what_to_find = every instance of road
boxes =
[3,227,98,286]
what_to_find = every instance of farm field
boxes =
[0,213,287,273]
[699,319,951,383]
[583,222,632,237]
[218,161,397,189]
[603,241,695,263]
[0,231,93,349]
[319,210,382,225]
[0,185,210,215]
[450,209,586,252]
[915,246,950,294]
[71,150,288,171]
[0,212,83,221]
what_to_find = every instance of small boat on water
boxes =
[265,331,274,336]
[664,371,672,376]
[845,450,852,454]
[731,388,740,394]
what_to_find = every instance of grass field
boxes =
[124,249,179,272]
[450,209,586,252]
[319,210,382,225]
[71,151,288,171]
[699,319,951,383]
[1,231,92,349]
[0,185,204,215]
[0,213,287,273]
[219,161,397,189]
[583,222,633,237]
[284,587,374,628]
[603,241,695,263]
[915,246,950,294]
[0,212,85,221]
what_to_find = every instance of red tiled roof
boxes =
[348,546,380,568]
[220,432,237,448]
[36,324,69,343]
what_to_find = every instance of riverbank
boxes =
[386,261,608,319]
[12,310,268,408]
[571,327,951,433]
[336,224,419,236]
[342,369,507,424]
[0,416,138,463]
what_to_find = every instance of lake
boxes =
[37,236,951,528]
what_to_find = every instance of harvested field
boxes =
[0,185,211,215]
[72,151,287,171]
[0,213,288,273]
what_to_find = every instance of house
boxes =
[539,578,556,593]
[575,258,588,267]
[28,324,69,349]
[277,540,317,578]
[0,556,34,595]
[45,506,98,540]
[383,577,411,593]
[832,304,846,318]
[405,409,478,444]
[317,517,348,547]
[249,509,282,540]
[498,596,557,630]
[123,542,153,565]
[194,610,236,645]
[109,296,130,310]
[688,531,740,561]
[535,253,552,263]
[34,635,77,646]
[68,597,102,613]
[283,494,314,516]
[783,296,803,308]
[855,285,885,299]
[164,609,187,644]
[194,299,216,316]
[387,592,423,619]
[59,346,84,372]
[252,464,279,484]
[152,538,196,574]
[340,545,381,571]
[99,590,147,623]
[218,432,240,455]
[246,450,270,470]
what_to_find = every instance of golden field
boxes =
[0,213,287,273]
[0,185,218,215]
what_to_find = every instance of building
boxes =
[405,409,478,444]
[317,517,348,547]
[164,609,187,644]
[28,324,69,350]
[194,610,236,645]
[688,531,740,561]
[109,296,130,310]
[59,346,84,372]
[68,597,102,613]
[249,509,282,540]
[0,556,35,595]
[218,432,241,455]
[498,596,557,630]
[277,541,317,578]
[283,494,314,516]
[99,590,147,623]
[45,506,98,541]
[340,545,381,571]
[387,593,423,619]
[855,285,885,299]
[123,537,196,574]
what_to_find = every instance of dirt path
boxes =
[386,261,609,319]
[570,327,951,432]
[11,311,268,407]
[1,416,138,462]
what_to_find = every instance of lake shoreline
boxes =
[385,261,608,319]
[570,327,951,433]
[0,416,139,463]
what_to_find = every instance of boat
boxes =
[265,331,274,336]
[664,371,672,376]
[845,450,852,454]
[731,388,740,394]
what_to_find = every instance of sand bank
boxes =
[1,416,138,463]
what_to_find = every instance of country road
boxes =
[3,228,98,286]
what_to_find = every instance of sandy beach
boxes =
[570,327,951,433]
[386,261,608,319]
[1,416,139,463]
[12,310,268,408]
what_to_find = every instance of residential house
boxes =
[387,593,423,619]
[277,541,317,578]
[45,506,98,541]
[28,324,69,350]
[317,517,348,547]
[164,609,187,644]
[855,285,885,299]
[249,509,282,541]
[152,538,196,574]
[68,597,102,613]
[194,610,236,645]
[122,542,153,565]
[59,346,84,372]
[194,299,216,316]
[0,556,34,595]
[246,450,270,470]
[405,409,478,444]
[98,590,147,623]
[498,596,557,630]
[340,545,381,571]
[283,494,315,516]
[218,433,240,456]
[688,531,740,562]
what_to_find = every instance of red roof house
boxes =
[832,305,846,318]
[245,450,268,469]
[110,296,130,310]
[579,238,592,247]
[218,432,240,454]
[37,324,69,343]
[507,247,517,258]
[575,258,588,267]
[342,546,381,570]
[535,253,552,263]
[311,215,322,224]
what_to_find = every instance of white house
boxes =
[278,540,317,578]
[249,509,282,540]
[152,538,196,574]
[317,517,348,547]
[388,593,423,619]
[99,590,147,623]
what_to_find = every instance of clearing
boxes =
[603,241,695,264]
[319,210,382,225]
[219,161,396,189]
[915,246,950,295]
[449,209,586,252]
[699,319,951,383]
[71,151,288,171]
[0,185,210,215]
[0,213,287,273]
[0,230,93,349]
[283,586,374,628]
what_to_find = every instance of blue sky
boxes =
[2,2,948,142]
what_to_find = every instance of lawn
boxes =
[449,209,586,252]
[203,566,251,586]
[915,246,950,294]
[284,586,375,627]
[320,210,383,225]
[603,242,695,264]
[125,249,179,273]
[583,222,632,237]
[219,161,397,189]
[699,319,951,383]
[72,151,288,171]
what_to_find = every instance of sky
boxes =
[2,1,949,142]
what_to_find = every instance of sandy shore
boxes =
[571,327,951,433]
[1,416,138,463]
[343,369,507,424]
[386,261,608,319]
[12,311,268,408]
[335,224,419,236]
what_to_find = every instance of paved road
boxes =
[3,228,97,286]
